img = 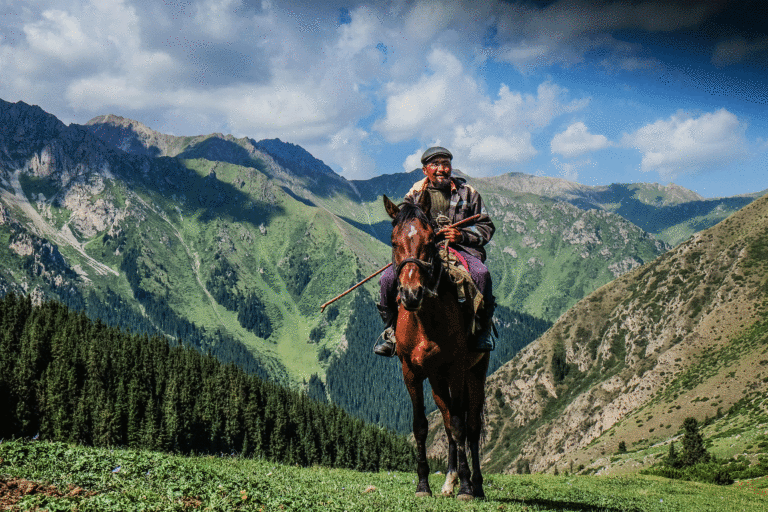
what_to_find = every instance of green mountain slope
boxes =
[3,98,761,437]
[446,189,768,475]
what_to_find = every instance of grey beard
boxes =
[431,177,451,190]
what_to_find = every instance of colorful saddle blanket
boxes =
[438,245,484,335]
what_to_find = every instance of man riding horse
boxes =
[374,146,496,357]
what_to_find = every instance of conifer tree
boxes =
[680,417,710,466]
[666,441,680,468]
[0,294,417,471]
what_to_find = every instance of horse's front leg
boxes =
[403,364,431,497]
[430,376,457,497]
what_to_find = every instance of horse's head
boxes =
[383,193,439,312]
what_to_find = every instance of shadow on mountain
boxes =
[177,136,260,169]
[83,122,163,158]
[122,152,285,227]
[253,138,357,199]
[612,196,755,234]
[351,169,423,202]
[280,186,316,207]
[338,216,392,245]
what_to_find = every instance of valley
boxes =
[2,98,767,476]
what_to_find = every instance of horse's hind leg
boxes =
[431,377,457,497]
[448,371,474,500]
[468,354,490,499]
[403,367,431,497]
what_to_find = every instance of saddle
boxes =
[438,244,484,336]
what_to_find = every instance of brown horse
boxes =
[383,193,489,501]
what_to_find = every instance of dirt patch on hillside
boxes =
[0,477,95,510]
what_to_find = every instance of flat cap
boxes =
[420,146,453,165]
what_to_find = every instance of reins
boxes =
[395,252,443,298]
[319,213,482,312]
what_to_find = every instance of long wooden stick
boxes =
[436,213,482,235]
[319,213,483,312]
[320,263,391,312]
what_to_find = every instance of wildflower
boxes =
[32,433,39,440]
[112,466,121,473]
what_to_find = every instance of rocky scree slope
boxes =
[430,191,768,474]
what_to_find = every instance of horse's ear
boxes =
[418,190,431,218]
[383,195,400,219]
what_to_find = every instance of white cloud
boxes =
[403,148,424,172]
[376,45,588,175]
[450,81,587,173]
[622,109,751,179]
[551,122,609,158]
[466,134,537,164]
[375,48,470,142]
[23,9,92,62]
[313,125,374,180]
[0,0,755,184]
[551,157,582,182]
[194,0,244,38]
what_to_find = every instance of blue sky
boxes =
[1,0,766,197]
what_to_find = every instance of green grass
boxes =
[2,439,767,511]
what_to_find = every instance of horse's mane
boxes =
[392,201,431,228]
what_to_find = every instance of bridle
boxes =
[392,225,443,299]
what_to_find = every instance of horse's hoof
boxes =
[415,491,433,498]
[457,493,474,501]
[441,490,454,497]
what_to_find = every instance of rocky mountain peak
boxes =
[0,100,68,162]
[83,114,176,158]
[254,138,342,180]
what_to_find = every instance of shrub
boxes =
[642,462,733,485]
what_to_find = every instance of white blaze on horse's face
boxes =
[407,224,418,238]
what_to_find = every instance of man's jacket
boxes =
[404,176,495,262]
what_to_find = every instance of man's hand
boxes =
[438,227,463,244]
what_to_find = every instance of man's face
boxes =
[423,157,452,189]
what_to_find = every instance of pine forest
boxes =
[0,293,417,472]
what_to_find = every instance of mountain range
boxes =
[428,187,768,475]
[1,98,765,453]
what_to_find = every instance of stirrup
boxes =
[472,332,495,352]
[373,327,397,357]
[472,320,497,352]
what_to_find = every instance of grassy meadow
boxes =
[2,439,767,511]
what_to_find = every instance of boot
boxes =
[472,297,496,352]
[373,303,397,357]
